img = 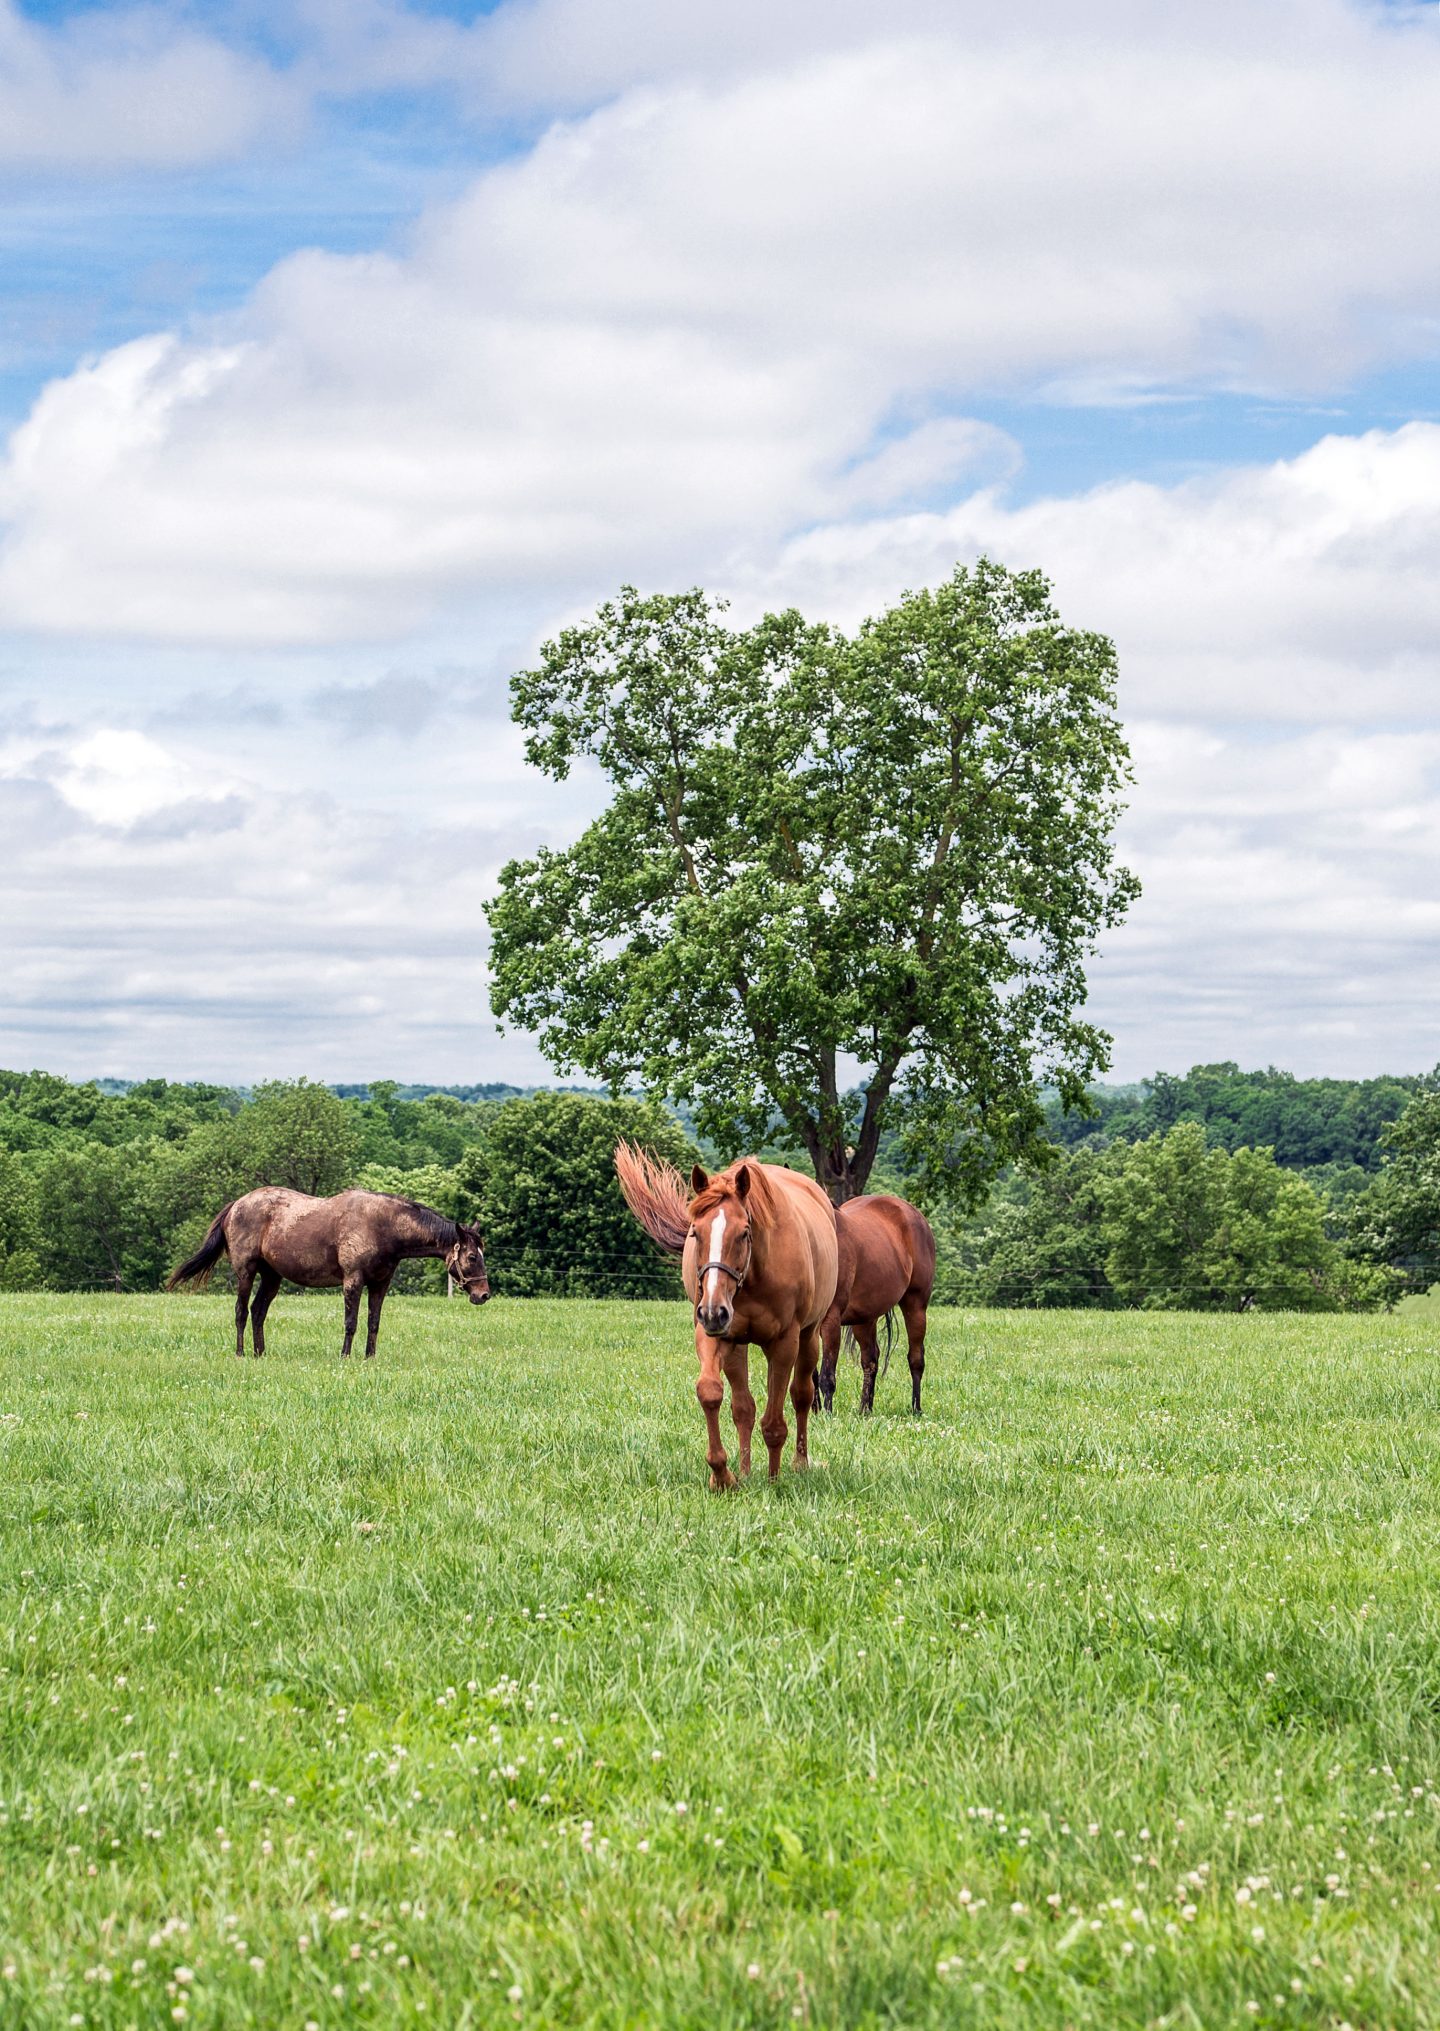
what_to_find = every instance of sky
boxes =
[0,0,1437,1089]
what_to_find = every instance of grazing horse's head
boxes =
[689,1162,753,1339]
[446,1223,490,1304]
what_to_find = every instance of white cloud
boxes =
[0,731,548,1082]
[0,1,297,172]
[1096,720,1440,1077]
[744,425,1440,722]
[6,7,1440,643]
[2,0,1439,1082]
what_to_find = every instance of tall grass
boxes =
[2,1294,1438,2027]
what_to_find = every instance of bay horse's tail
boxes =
[844,1309,895,1376]
[166,1204,234,1290]
[614,1142,690,1255]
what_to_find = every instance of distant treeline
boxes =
[0,1063,1434,1308]
[1043,1062,1423,1170]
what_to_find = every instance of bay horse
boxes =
[166,1188,489,1358]
[615,1144,838,1491]
[816,1194,936,1416]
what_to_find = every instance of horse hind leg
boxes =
[233,1261,257,1358]
[249,1266,281,1358]
[901,1292,928,1415]
[339,1275,363,1358]
[853,1320,881,1416]
[816,1306,841,1414]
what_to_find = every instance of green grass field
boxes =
[3,1295,1440,2030]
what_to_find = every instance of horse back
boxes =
[229,1186,348,1286]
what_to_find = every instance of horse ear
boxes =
[691,1164,709,1195]
[734,1163,751,1200]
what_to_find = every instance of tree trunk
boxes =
[815,1144,870,1206]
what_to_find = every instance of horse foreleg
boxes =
[250,1266,281,1358]
[816,1306,842,1414]
[902,1294,928,1415]
[696,1332,738,1492]
[722,1346,755,1477]
[790,1324,820,1471]
[364,1273,393,1359]
[854,1320,881,1416]
[233,1267,256,1358]
[339,1276,363,1358]
[760,1329,798,1480]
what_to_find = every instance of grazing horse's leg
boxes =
[790,1323,820,1472]
[696,1332,739,1492]
[363,1273,393,1359]
[901,1293,928,1415]
[339,1275,363,1358]
[854,1319,882,1416]
[722,1346,755,1478]
[250,1266,281,1358]
[760,1327,799,1481]
[816,1305,841,1414]
[234,1265,256,1358]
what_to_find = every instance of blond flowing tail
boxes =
[614,1142,691,1255]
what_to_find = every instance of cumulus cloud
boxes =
[741,424,1440,722]
[1096,721,1440,1077]
[2,0,1438,1082]
[0,1,297,172]
[0,731,538,1081]
[6,5,1440,642]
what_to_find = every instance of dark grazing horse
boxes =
[615,1144,838,1490]
[816,1193,936,1416]
[166,1188,489,1359]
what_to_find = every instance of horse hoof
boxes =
[708,1468,739,1493]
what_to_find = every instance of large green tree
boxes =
[1347,1087,1440,1299]
[1101,1122,1344,1311]
[487,561,1138,1203]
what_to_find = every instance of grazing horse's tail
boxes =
[614,1143,691,1255]
[166,1204,234,1290]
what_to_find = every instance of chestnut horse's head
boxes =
[689,1162,754,1339]
[446,1222,490,1304]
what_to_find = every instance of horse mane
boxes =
[373,1194,457,1246]
[614,1142,691,1255]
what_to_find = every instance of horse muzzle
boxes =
[464,1282,490,1306]
[697,1300,733,1337]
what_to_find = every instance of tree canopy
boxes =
[1346,1088,1440,1299]
[955,1123,1385,1311]
[487,561,1138,1203]
[1047,1062,1428,1169]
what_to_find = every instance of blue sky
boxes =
[1,0,1438,1086]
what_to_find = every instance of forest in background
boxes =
[0,1063,1434,1309]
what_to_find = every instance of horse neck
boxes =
[396,1204,456,1258]
[733,1166,780,1277]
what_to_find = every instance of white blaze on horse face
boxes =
[703,1206,727,1310]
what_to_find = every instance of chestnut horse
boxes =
[816,1194,936,1416]
[166,1188,489,1359]
[615,1145,838,1490]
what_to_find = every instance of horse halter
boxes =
[695,1225,753,1302]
